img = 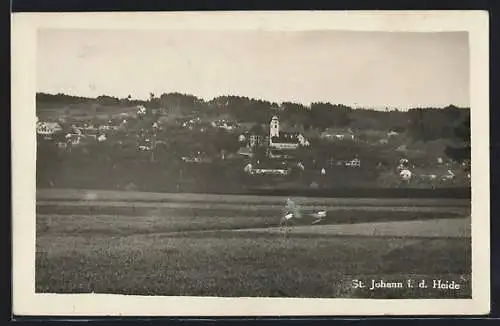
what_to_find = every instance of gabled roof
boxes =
[238,147,253,156]
[37,121,63,129]
[271,134,300,144]
[322,128,353,135]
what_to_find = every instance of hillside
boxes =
[35,92,471,194]
[36,92,470,137]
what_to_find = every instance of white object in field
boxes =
[244,163,253,172]
[400,169,412,181]
[279,212,294,234]
[315,210,327,218]
[321,168,326,175]
[310,210,327,224]
[97,134,107,142]
[437,157,444,164]
[441,169,456,181]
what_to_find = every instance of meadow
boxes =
[36,192,471,299]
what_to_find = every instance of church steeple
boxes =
[270,116,279,138]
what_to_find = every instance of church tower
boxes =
[270,116,279,138]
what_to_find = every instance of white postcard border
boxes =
[11,10,490,316]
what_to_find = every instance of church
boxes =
[241,116,309,153]
[269,116,307,150]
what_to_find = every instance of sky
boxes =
[37,29,470,109]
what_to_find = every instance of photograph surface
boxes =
[12,11,490,316]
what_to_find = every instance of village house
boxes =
[249,134,267,148]
[243,124,267,148]
[36,121,63,137]
[320,128,355,141]
[237,146,253,158]
[136,105,147,117]
[64,127,84,146]
[387,130,400,138]
[211,119,239,131]
[97,119,122,132]
[267,148,294,159]
[247,157,291,176]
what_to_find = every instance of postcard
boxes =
[11,10,490,316]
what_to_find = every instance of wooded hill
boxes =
[37,92,471,162]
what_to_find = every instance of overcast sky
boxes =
[37,29,469,109]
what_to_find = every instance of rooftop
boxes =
[271,133,300,144]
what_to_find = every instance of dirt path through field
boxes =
[237,217,471,238]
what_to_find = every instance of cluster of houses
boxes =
[236,116,371,177]
[239,116,315,176]
[179,117,240,133]
[211,119,239,131]
[181,117,206,130]
[394,157,470,185]
[318,128,402,145]
[36,115,124,149]
[238,116,310,152]
[37,105,166,151]
[37,104,471,186]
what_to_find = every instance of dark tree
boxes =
[444,115,471,162]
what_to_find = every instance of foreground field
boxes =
[36,191,471,299]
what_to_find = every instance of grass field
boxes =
[36,190,471,299]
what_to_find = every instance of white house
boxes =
[345,158,361,168]
[137,105,147,116]
[320,128,355,141]
[212,119,238,131]
[249,134,263,148]
[36,121,63,136]
[297,134,310,147]
[400,169,412,182]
